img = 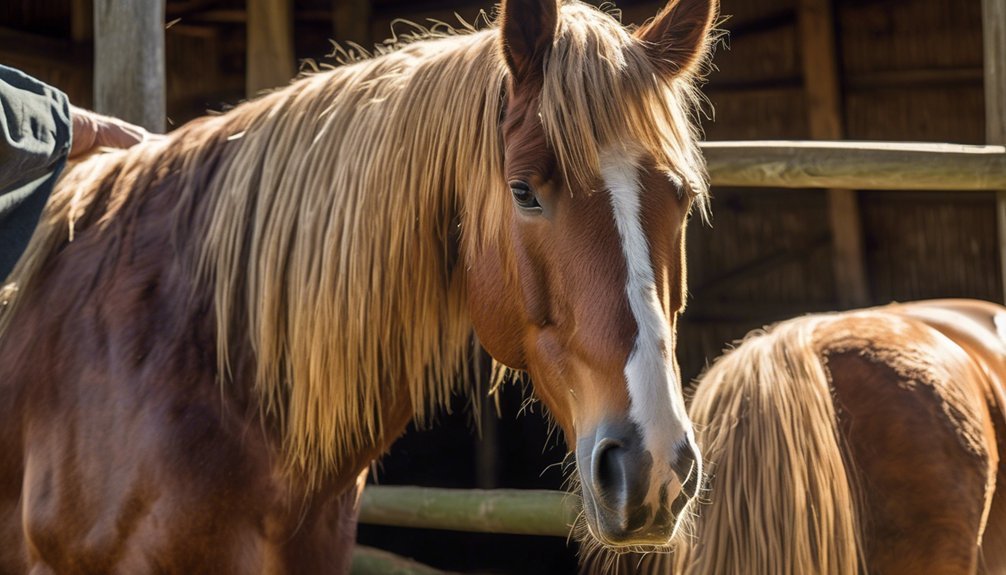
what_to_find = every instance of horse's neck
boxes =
[189,50,501,479]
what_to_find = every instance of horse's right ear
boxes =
[499,0,560,83]
[635,0,718,78]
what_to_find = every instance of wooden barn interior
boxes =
[1,0,1002,572]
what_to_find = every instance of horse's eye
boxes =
[510,181,541,211]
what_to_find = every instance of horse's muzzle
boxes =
[576,420,700,546]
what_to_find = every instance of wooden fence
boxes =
[359,486,578,537]
[702,141,1006,191]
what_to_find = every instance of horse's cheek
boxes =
[465,246,527,370]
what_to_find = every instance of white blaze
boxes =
[601,150,691,462]
[995,313,1006,346]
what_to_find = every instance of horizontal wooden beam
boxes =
[706,77,803,93]
[846,67,984,90]
[0,26,89,63]
[165,0,216,16]
[694,233,831,297]
[727,8,797,35]
[701,141,1006,191]
[358,486,577,537]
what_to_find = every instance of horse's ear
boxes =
[499,0,560,83]
[635,0,718,78]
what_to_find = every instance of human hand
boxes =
[68,106,163,159]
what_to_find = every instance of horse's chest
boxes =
[16,376,354,573]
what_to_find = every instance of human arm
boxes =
[0,65,153,279]
[0,64,72,195]
[68,105,156,160]
[0,64,157,190]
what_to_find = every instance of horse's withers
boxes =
[468,0,717,548]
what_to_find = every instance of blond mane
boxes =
[0,1,708,484]
[671,315,865,574]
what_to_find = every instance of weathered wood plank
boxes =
[93,0,166,132]
[246,0,295,96]
[798,0,842,138]
[358,486,578,537]
[700,141,1006,191]
[847,68,984,90]
[984,0,1006,303]
[825,188,867,304]
[798,0,868,306]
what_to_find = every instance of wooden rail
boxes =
[701,141,1006,191]
[359,486,578,537]
[354,140,1006,571]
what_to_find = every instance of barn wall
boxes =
[0,0,997,572]
[658,0,996,383]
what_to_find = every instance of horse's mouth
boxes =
[578,482,693,549]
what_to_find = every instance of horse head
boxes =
[468,0,718,549]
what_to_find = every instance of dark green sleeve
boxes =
[0,65,72,280]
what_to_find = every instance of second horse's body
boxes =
[674,299,1006,575]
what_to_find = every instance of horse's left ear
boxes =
[635,0,718,78]
[499,0,560,83]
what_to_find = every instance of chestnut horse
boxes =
[0,0,719,571]
[640,299,1004,575]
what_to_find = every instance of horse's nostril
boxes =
[580,420,653,530]
[672,439,701,498]
[592,437,625,494]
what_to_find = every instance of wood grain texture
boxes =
[798,0,842,139]
[246,0,295,96]
[984,0,1006,303]
[358,486,578,537]
[701,141,1006,191]
[797,0,868,307]
[985,0,1006,142]
[93,0,166,132]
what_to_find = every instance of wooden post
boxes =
[333,0,372,48]
[984,0,1006,304]
[247,0,296,96]
[93,0,166,132]
[797,0,870,307]
[475,380,499,489]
